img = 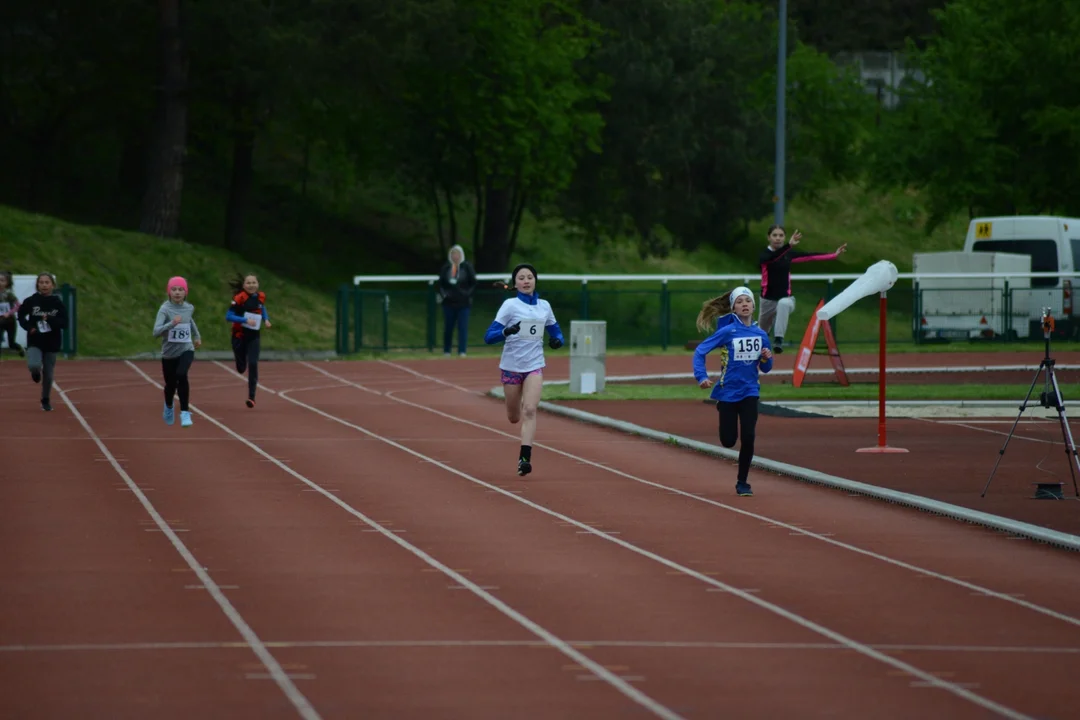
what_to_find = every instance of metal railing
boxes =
[334,272,1078,353]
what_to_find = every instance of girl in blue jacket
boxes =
[692,286,773,496]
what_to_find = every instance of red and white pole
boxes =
[857,291,908,454]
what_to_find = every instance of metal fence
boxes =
[334,272,1080,354]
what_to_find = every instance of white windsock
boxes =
[816,260,899,321]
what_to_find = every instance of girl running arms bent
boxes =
[693,286,773,496]
[17,272,67,411]
[153,276,202,427]
[484,263,564,477]
[225,272,271,407]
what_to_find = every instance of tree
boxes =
[866,0,1080,228]
[371,0,606,271]
[139,0,189,238]
[561,0,872,254]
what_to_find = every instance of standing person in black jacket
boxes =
[17,272,68,411]
[438,244,476,356]
[758,225,846,353]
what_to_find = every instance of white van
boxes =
[962,216,1080,336]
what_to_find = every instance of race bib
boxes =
[36,319,51,333]
[0,302,9,315]
[168,322,191,343]
[244,312,262,330]
[732,336,762,362]
[519,319,544,341]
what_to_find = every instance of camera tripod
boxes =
[982,312,1080,500]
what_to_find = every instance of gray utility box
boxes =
[569,320,607,394]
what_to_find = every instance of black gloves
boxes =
[502,322,521,338]
[548,336,563,350]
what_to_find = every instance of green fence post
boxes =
[382,293,390,351]
[660,280,669,351]
[912,281,921,344]
[426,281,437,352]
[826,279,836,340]
[60,283,77,355]
[1003,280,1010,343]
[353,287,363,353]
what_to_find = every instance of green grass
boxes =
[0,180,1034,357]
[539,382,1080,402]
[0,206,337,356]
[356,182,978,351]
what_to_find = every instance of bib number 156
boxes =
[733,336,761,361]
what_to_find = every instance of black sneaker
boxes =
[735,482,753,497]
[517,457,532,477]
[31,370,41,383]
[773,337,784,354]
[246,398,255,408]
[41,399,52,412]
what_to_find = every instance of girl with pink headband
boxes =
[152,276,202,427]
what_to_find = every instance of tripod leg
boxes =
[982,365,1042,497]
[1049,369,1080,497]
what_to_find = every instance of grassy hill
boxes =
[0,207,337,357]
[0,183,973,357]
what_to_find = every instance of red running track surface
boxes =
[1,355,1079,719]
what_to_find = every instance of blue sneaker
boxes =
[180,411,193,428]
[163,403,174,425]
[735,482,753,497]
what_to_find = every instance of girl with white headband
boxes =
[692,286,773,496]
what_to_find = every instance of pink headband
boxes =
[167,276,188,294]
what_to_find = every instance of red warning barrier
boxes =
[792,299,850,389]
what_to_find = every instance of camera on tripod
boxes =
[1041,306,1055,337]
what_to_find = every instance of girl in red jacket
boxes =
[225,273,271,407]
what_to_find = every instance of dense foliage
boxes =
[4,0,1073,270]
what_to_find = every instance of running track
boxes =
[2,356,1079,719]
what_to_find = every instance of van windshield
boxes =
[971,239,1058,287]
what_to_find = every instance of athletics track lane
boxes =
[0,362,302,719]
[229,359,1079,719]
[34,362,665,719]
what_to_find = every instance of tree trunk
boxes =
[475,182,513,272]
[139,0,188,238]
[224,89,256,251]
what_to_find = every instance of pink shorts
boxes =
[501,368,543,385]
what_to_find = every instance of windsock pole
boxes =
[856,290,908,453]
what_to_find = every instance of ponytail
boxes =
[228,272,258,296]
[695,290,735,333]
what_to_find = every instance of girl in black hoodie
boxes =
[17,272,68,411]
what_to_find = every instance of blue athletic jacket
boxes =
[692,314,773,402]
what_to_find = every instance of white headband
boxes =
[730,286,755,306]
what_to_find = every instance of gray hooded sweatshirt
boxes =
[152,300,201,358]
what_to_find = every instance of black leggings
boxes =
[717,396,759,483]
[1,320,21,353]
[233,333,261,399]
[162,351,194,411]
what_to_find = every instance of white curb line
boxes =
[489,386,1080,552]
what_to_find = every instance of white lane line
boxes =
[212,360,279,395]
[276,372,1034,720]
[315,361,1080,631]
[4,639,1079,654]
[123,361,683,720]
[914,417,1063,444]
[53,380,321,720]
